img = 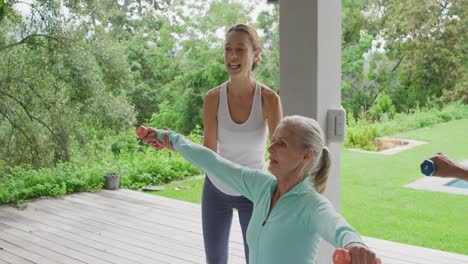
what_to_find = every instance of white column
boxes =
[280,1,342,263]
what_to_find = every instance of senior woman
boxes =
[140,115,379,264]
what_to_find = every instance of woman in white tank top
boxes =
[201,24,283,264]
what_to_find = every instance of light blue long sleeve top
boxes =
[158,130,365,264]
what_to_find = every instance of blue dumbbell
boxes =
[420,159,436,176]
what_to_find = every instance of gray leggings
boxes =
[202,177,253,264]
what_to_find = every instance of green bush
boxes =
[345,115,380,151]
[0,131,202,205]
[378,101,468,136]
[369,92,396,121]
[346,102,468,150]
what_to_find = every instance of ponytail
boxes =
[311,147,331,194]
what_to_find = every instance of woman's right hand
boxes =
[137,126,175,152]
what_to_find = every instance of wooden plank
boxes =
[0,236,61,264]
[64,192,246,243]
[77,190,202,221]
[98,190,211,223]
[0,210,186,264]
[74,191,209,234]
[0,248,35,264]
[366,236,468,261]
[363,236,468,264]
[0,231,85,264]
[32,199,210,251]
[1,189,466,264]
[25,202,207,262]
[114,189,204,212]
[0,195,245,264]
[72,191,245,243]
[57,195,244,257]
[0,222,112,264]
[82,191,251,263]
[33,198,204,240]
[0,213,157,264]
[30,202,208,254]
[78,190,246,240]
[0,208,202,264]
[87,190,245,241]
[64,194,203,232]
[31,197,246,257]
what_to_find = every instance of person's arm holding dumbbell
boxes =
[421,153,468,180]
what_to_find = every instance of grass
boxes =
[341,118,468,255]
[150,118,468,255]
[150,176,205,204]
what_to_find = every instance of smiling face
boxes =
[224,31,260,79]
[268,124,312,180]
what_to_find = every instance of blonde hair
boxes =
[279,116,332,194]
[226,24,261,71]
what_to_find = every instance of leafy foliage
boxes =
[345,102,468,150]
[342,0,467,117]
[0,0,466,206]
[0,2,135,167]
[0,131,202,205]
[371,0,467,105]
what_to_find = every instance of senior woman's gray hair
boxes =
[279,116,331,194]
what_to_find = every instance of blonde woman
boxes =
[140,115,379,264]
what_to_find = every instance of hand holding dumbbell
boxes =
[136,126,175,151]
[137,125,149,138]
[333,248,382,264]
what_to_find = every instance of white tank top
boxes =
[207,81,268,196]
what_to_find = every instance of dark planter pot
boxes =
[104,173,120,190]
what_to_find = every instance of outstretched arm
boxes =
[138,127,273,201]
[311,197,380,264]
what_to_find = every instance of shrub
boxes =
[346,102,468,150]
[369,92,396,121]
[0,133,202,205]
[345,114,380,151]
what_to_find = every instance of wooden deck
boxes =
[0,189,467,264]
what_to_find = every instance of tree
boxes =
[374,0,467,105]
[0,1,135,167]
[149,0,279,133]
[256,4,280,92]
[341,0,466,117]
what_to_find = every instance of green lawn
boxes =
[151,118,468,255]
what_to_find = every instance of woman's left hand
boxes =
[344,243,379,264]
